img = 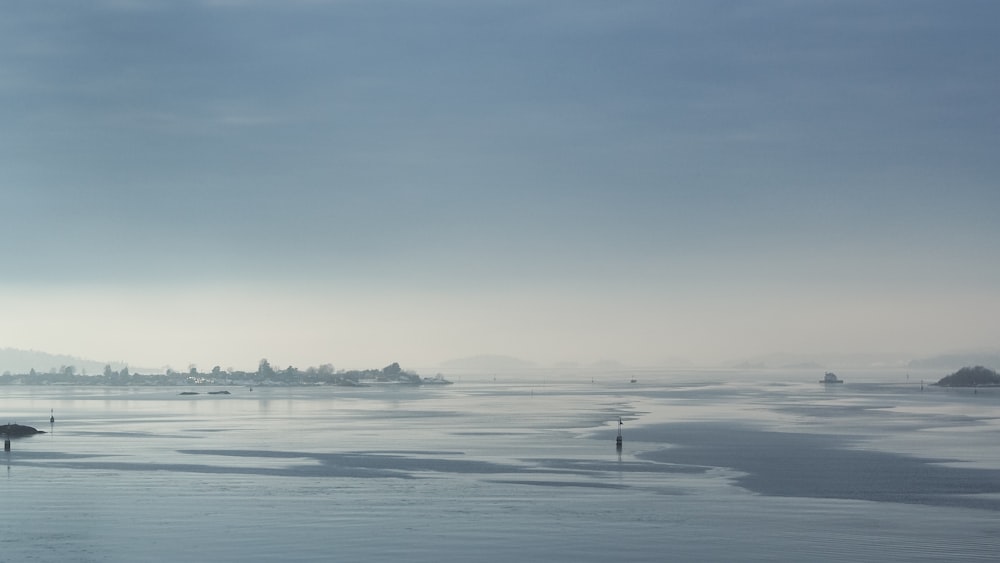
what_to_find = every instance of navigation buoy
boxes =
[4,438,9,452]
[615,417,623,449]
[50,409,55,424]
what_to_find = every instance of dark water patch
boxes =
[14,459,413,479]
[633,423,1000,510]
[62,430,187,439]
[181,448,527,475]
[352,409,461,419]
[180,449,692,482]
[775,404,992,427]
[486,479,629,489]
[2,450,111,461]
[15,448,535,479]
[776,404,898,417]
[646,387,730,401]
[530,458,705,475]
[453,431,534,436]
[344,449,466,455]
[23,447,685,483]
[318,452,522,474]
[177,449,311,459]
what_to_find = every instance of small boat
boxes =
[820,372,844,384]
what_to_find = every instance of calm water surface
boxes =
[1,369,997,562]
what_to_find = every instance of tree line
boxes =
[0,360,423,387]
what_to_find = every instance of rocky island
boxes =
[0,423,46,438]
[934,365,1000,387]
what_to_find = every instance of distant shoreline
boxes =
[0,362,451,388]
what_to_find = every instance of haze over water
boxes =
[1,369,997,562]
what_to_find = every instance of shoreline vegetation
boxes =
[0,361,452,388]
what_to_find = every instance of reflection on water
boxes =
[1,372,998,562]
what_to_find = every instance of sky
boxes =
[1,0,998,372]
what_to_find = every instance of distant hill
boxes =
[439,354,536,372]
[728,353,909,370]
[551,359,635,371]
[935,366,1000,387]
[781,362,825,370]
[909,353,1000,371]
[0,347,127,375]
[589,359,627,370]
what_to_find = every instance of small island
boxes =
[935,365,1000,387]
[820,372,844,384]
[0,423,46,438]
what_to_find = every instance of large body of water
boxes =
[1,369,997,562]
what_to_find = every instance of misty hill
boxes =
[439,354,536,372]
[728,353,909,370]
[934,366,1000,387]
[552,359,630,370]
[909,353,1000,371]
[0,348,127,375]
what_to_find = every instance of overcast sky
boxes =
[1,0,998,372]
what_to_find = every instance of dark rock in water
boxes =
[1,423,45,437]
[207,390,231,395]
[179,391,200,395]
